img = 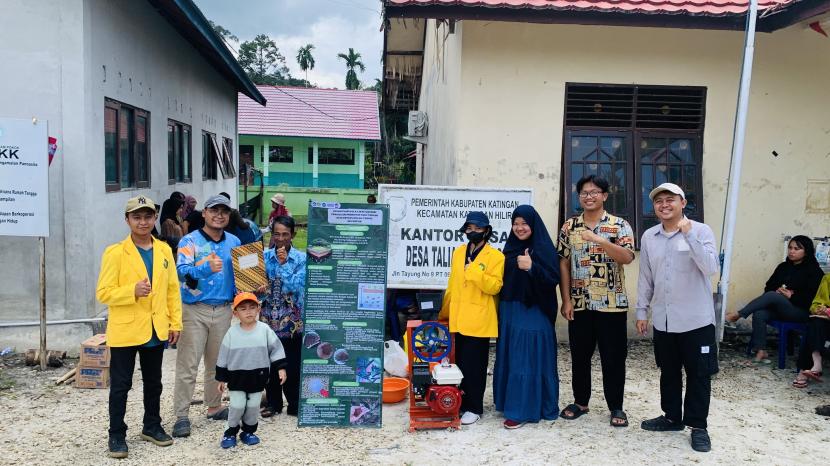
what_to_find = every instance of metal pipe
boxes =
[39,237,46,370]
[0,317,106,328]
[718,0,759,340]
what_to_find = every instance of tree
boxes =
[337,48,366,90]
[209,20,238,51]
[237,34,290,85]
[364,78,382,93]
[296,44,316,82]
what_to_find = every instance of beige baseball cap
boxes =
[648,183,685,201]
[270,193,286,205]
[125,195,157,213]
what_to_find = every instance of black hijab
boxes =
[502,205,560,319]
[160,198,184,226]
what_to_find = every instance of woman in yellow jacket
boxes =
[439,211,504,425]
[96,196,182,459]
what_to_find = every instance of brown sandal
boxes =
[801,370,824,383]
[793,374,808,389]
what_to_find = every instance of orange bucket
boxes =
[382,377,410,403]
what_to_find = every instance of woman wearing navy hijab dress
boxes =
[493,205,560,429]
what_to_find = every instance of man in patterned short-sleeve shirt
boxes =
[557,175,635,427]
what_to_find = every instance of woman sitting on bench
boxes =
[792,273,830,388]
[727,235,824,364]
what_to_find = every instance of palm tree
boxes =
[296,44,315,82]
[337,48,366,90]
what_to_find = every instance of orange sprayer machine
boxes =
[406,320,464,431]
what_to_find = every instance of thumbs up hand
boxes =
[208,252,223,273]
[135,278,152,298]
[517,248,533,271]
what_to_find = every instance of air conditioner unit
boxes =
[408,111,428,138]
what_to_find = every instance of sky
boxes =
[193,0,384,90]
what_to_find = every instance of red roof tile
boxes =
[386,0,795,16]
[238,86,381,141]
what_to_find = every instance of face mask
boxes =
[466,231,486,244]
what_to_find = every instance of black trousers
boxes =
[455,333,490,415]
[109,344,165,439]
[266,335,301,415]
[797,318,830,370]
[653,324,717,430]
[739,291,809,351]
[567,310,628,411]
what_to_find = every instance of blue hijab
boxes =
[502,205,560,320]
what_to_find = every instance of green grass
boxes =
[293,228,308,250]
[262,227,307,250]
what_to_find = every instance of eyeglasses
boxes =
[578,191,604,199]
[206,208,230,216]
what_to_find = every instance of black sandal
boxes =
[610,409,629,427]
[560,403,589,420]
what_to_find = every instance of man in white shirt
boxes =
[635,183,719,453]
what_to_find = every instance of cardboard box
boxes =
[79,334,110,368]
[75,366,110,389]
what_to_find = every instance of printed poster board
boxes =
[378,184,533,289]
[298,201,389,428]
[0,118,49,237]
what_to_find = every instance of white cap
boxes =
[648,183,685,201]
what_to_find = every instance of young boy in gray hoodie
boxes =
[216,292,287,448]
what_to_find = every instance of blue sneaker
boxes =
[220,435,237,449]
[239,432,260,446]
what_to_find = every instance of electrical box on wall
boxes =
[407,111,428,138]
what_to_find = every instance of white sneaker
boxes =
[461,411,481,425]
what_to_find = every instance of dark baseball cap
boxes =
[459,211,490,231]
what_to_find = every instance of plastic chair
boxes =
[746,320,807,369]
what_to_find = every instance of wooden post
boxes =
[39,237,46,371]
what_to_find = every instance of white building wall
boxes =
[418,20,830,337]
[0,0,78,325]
[419,20,463,186]
[0,0,241,349]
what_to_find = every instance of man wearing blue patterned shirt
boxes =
[259,215,306,417]
[172,194,241,437]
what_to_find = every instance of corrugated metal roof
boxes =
[386,0,795,16]
[238,86,381,141]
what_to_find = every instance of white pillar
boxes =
[718,0,759,341]
[263,139,270,184]
[358,141,365,187]
[415,143,423,185]
[312,142,319,188]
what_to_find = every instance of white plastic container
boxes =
[432,363,464,385]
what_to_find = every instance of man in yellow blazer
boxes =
[96,196,182,459]
[439,211,504,425]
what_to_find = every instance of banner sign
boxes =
[378,184,533,289]
[0,118,49,237]
[298,202,389,428]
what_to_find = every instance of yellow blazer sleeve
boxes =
[166,248,183,331]
[464,250,504,296]
[439,246,465,321]
[439,272,454,322]
[96,246,137,307]
[810,275,830,314]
